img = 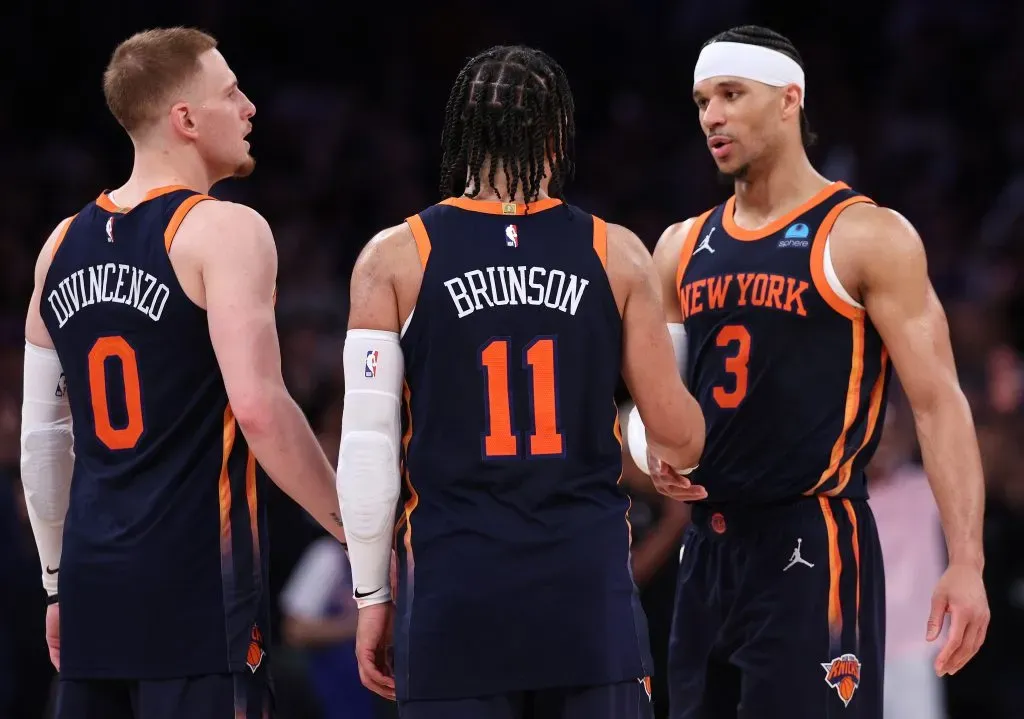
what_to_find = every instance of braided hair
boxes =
[438,45,575,203]
[703,26,817,148]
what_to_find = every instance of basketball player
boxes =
[335,46,705,718]
[630,25,990,718]
[19,28,345,719]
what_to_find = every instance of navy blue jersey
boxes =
[394,197,651,701]
[41,186,270,679]
[676,182,892,504]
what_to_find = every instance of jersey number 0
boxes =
[479,336,564,458]
[88,335,145,450]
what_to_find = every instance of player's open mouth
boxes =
[708,136,733,158]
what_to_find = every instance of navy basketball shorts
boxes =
[56,671,272,719]
[399,679,654,719]
[668,496,885,719]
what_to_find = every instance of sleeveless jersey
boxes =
[394,197,651,701]
[676,181,892,504]
[42,186,270,679]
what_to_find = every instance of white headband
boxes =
[693,41,806,107]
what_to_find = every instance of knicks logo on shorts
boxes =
[821,653,861,707]
[246,624,265,674]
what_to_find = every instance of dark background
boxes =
[2,1,1024,717]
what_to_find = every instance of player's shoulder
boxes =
[173,200,275,258]
[831,201,924,260]
[352,221,419,283]
[651,213,709,270]
[35,215,78,280]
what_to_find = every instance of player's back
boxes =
[394,197,650,700]
[42,186,269,679]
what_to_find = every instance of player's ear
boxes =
[780,85,801,122]
[169,102,200,141]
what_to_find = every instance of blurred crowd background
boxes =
[3,1,1024,718]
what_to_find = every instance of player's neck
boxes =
[463,164,552,205]
[109,144,216,207]
[732,149,829,227]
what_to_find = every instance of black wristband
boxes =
[45,594,59,606]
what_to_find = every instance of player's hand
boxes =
[355,601,396,700]
[647,453,708,502]
[45,603,60,671]
[927,562,990,676]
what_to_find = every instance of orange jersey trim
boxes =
[809,195,875,319]
[405,214,432,269]
[723,181,848,241]
[818,496,844,640]
[164,194,215,252]
[96,184,195,214]
[592,216,608,269]
[439,196,563,215]
[50,214,78,259]
[674,209,715,312]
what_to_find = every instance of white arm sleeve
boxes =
[20,342,74,597]
[626,324,695,477]
[337,329,403,608]
[667,323,688,378]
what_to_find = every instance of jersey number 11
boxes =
[479,336,564,459]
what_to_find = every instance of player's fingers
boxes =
[947,608,988,674]
[925,591,947,642]
[48,645,60,671]
[934,607,965,676]
[358,656,396,699]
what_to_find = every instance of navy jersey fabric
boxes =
[393,197,652,701]
[42,186,270,679]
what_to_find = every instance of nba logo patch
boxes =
[364,350,379,378]
[105,216,115,243]
[821,653,861,707]
[505,224,519,248]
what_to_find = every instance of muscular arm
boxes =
[20,220,75,599]
[336,226,411,607]
[834,205,989,674]
[836,207,984,568]
[611,223,704,469]
[187,202,344,543]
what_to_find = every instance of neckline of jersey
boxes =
[439,196,564,216]
[95,184,194,214]
[723,181,848,241]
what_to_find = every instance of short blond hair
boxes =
[103,27,217,134]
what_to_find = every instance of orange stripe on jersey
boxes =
[245,450,260,559]
[818,496,843,640]
[405,214,432,270]
[95,185,194,214]
[805,316,866,495]
[613,402,633,548]
[674,209,715,312]
[723,181,848,242]
[164,194,215,252]
[50,215,78,259]
[439,196,563,215]
[809,195,875,319]
[399,382,420,568]
[592,216,608,269]
[220,407,237,559]
[827,348,890,496]
[841,499,861,643]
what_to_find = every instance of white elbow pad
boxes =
[338,329,404,608]
[20,342,74,596]
[668,323,688,378]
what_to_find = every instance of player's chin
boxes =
[233,154,256,179]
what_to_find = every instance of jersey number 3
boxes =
[479,337,563,458]
[713,324,751,409]
[88,335,144,450]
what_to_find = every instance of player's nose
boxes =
[701,97,726,131]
